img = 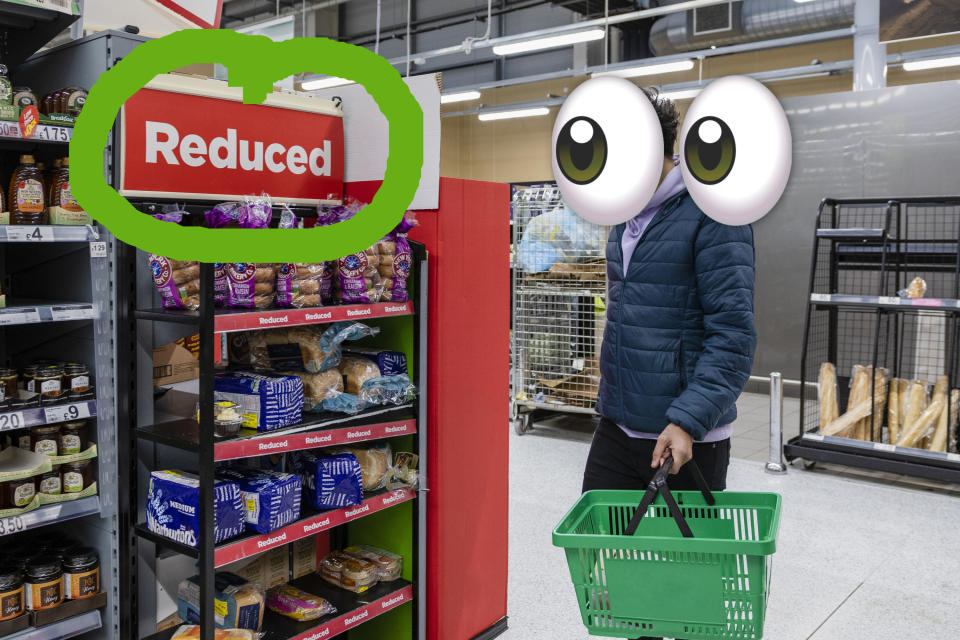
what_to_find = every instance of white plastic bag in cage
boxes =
[517,205,607,272]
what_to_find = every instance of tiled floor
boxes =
[500,393,960,639]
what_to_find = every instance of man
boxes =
[583,89,756,639]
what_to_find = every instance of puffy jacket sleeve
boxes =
[665,218,757,439]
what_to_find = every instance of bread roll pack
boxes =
[149,255,200,310]
[376,214,417,303]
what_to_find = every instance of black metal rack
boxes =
[786,196,960,482]
[117,236,428,640]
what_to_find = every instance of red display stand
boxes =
[347,178,510,640]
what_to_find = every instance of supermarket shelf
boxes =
[785,433,960,483]
[0,495,100,536]
[0,303,98,326]
[134,488,417,566]
[0,225,97,242]
[0,399,96,432]
[216,488,416,566]
[0,0,78,70]
[144,580,413,640]
[0,120,72,144]
[134,301,415,331]
[135,405,414,459]
[4,609,102,640]
[816,227,886,239]
[810,293,960,312]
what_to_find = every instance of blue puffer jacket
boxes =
[596,189,757,440]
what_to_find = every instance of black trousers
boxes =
[581,417,731,640]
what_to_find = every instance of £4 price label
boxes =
[7,226,53,242]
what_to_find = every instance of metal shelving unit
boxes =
[0,21,135,640]
[786,197,960,482]
[119,239,428,640]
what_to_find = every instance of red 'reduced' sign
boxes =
[120,84,344,204]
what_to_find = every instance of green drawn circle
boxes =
[69,29,423,262]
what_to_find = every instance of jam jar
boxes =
[0,368,17,406]
[62,547,99,600]
[0,566,24,621]
[61,460,92,494]
[30,425,59,457]
[58,421,86,455]
[63,363,90,397]
[34,365,63,403]
[21,364,38,393]
[37,469,61,495]
[24,557,62,611]
[2,475,36,509]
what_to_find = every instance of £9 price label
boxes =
[44,403,90,424]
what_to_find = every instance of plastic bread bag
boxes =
[376,214,416,303]
[387,452,419,490]
[321,391,367,415]
[316,196,366,226]
[319,551,379,593]
[276,263,327,309]
[358,374,416,408]
[333,443,391,491]
[898,276,928,299]
[149,254,200,310]
[290,450,363,509]
[316,322,380,371]
[343,545,403,581]
[340,357,381,395]
[277,204,298,229]
[214,263,227,307]
[170,626,262,640]
[227,264,276,309]
[266,585,336,621]
[336,248,383,304]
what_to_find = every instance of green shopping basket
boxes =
[553,457,781,639]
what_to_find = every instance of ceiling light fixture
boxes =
[441,90,482,104]
[902,55,960,71]
[659,88,702,101]
[301,76,353,90]
[592,59,695,78]
[492,29,606,56]
[478,107,551,121]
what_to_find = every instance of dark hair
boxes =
[642,87,679,156]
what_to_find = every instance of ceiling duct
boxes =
[649,0,854,56]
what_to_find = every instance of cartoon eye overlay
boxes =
[679,75,791,226]
[552,77,663,226]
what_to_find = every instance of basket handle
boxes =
[623,456,716,537]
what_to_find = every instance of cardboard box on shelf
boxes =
[292,537,318,579]
[222,546,289,589]
[153,341,199,386]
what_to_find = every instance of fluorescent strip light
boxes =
[492,29,605,56]
[902,55,960,71]
[441,90,482,104]
[478,107,550,121]
[659,88,702,101]
[301,76,353,90]
[592,59,695,78]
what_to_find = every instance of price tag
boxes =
[873,443,896,452]
[6,226,52,242]
[803,433,825,442]
[810,293,830,302]
[37,126,71,143]
[0,309,39,326]
[51,306,94,322]
[90,242,107,258]
[0,412,27,431]
[573,358,585,372]
[878,296,900,305]
[915,298,942,307]
[0,516,25,536]
[44,403,90,424]
[0,121,20,138]
[947,453,960,463]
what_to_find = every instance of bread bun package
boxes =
[286,369,343,411]
[336,248,383,304]
[227,263,276,309]
[344,545,403,581]
[376,214,417,302]
[214,263,227,307]
[170,627,257,640]
[319,551,379,593]
[275,263,332,308]
[149,255,200,310]
[177,572,265,631]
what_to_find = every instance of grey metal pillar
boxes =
[766,372,788,474]
[853,0,886,91]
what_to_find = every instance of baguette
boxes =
[949,390,960,453]
[850,365,872,440]
[901,380,926,438]
[898,379,909,425]
[896,397,945,448]
[818,363,839,431]
[869,368,889,442]
[887,378,901,444]
[931,397,949,452]
[821,399,872,437]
